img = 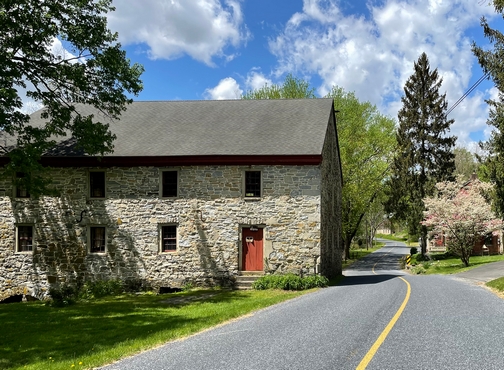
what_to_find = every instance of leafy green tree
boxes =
[386,52,456,254]
[454,147,478,181]
[244,77,395,261]
[242,74,315,99]
[361,196,387,250]
[0,0,144,195]
[326,87,396,260]
[472,0,504,217]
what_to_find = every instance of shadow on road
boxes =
[338,242,409,286]
[344,250,404,272]
[337,274,400,286]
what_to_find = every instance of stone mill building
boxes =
[0,98,343,300]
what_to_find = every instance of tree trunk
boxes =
[420,225,428,255]
[343,237,352,260]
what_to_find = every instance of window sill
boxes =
[244,197,262,201]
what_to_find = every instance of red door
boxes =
[242,228,263,271]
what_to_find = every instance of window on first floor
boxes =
[245,170,261,198]
[16,225,33,252]
[161,170,178,197]
[89,171,106,198]
[89,226,106,253]
[160,225,177,252]
[485,233,494,247]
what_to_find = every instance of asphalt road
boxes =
[100,240,504,370]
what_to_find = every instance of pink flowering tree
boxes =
[422,178,503,266]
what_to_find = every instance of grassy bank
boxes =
[409,253,504,275]
[0,289,306,370]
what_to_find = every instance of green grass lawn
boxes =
[0,289,306,370]
[342,243,384,269]
[410,254,504,275]
[375,233,419,246]
[487,276,504,292]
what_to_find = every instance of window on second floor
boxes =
[89,171,105,198]
[161,171,178,198]
[245,171,261,198]
[15,172,30,198]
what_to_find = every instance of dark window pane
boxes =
[16,172,30,198]
[90,227,106,253]
[162,171,178,197]
[245,171,261,197]
[485,233,494,246]
[161,225,177,252]
[90,172,105,198]
[18,226,33,252]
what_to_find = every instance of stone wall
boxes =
[0,164,324,300]
[320,111,343,278]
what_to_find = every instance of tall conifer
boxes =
[472,0,504,217]
[386,53,456,253]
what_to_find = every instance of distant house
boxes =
[0,99,343,300]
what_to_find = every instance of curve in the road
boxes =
[346,241,411,369]
[355,276,411,370]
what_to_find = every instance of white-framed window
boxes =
[160,170,178,198]
[159,224,177,252]
[15,172,30,198]
[89,226,106,253]
[89,171,106,198]
[244,170,261,198]
[16,225,34,252]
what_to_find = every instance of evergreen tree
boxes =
[472,0,504,217]
[386,52,456,254]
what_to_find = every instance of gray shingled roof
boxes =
[25,98,334,157]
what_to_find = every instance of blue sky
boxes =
[27,0,504,151]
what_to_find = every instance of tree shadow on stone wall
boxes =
[193,211,235,288]
[6,195,150,300]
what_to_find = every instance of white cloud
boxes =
[245,71,273,91]
[268,0,496,149]
[17,38,79,114]
[204,77,242,99]
[108,0,249,66]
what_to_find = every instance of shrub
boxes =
[79,280,124,300]
[48,279,152,306]
[410,265,427,274]
[48,284,79,306]
[415,253,431,262]
[252,274,329,290]
[123,279,148,293]
[410,247,418,255]
[182,281,195,291]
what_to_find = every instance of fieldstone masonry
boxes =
[0,163,337,300]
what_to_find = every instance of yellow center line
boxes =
[356,252,412,370]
